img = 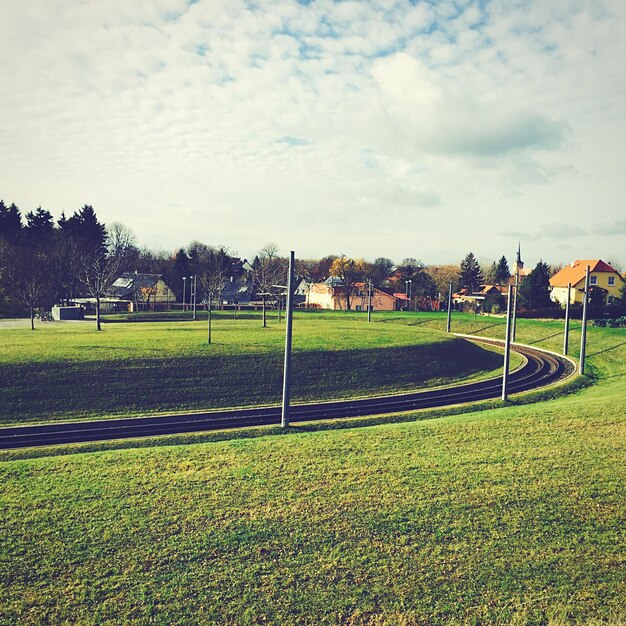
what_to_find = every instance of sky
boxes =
[1,0,625,268]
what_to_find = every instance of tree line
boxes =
[3,200,622,326]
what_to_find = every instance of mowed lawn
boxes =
[0,312,513,425]
[0,314,624,624]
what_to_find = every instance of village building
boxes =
[306,279,399,311]
[549,259,623,307]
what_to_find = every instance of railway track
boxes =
[0,337,577,450]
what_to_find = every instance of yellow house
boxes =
[307,281,398,311]
[549,259,623,306]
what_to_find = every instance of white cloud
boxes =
[0,0,625,266]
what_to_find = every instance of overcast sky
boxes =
[1,0,625,267]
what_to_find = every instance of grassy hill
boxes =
[0,313,624,624]
[0,313,515,425]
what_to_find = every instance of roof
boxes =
[549,260,621,288]
[109,273,163,298]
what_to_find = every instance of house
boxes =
[453,284,508,309]
[220,277,253,306]
[549,260,623,307]
[307,279,399,311]
[109,273,175,311]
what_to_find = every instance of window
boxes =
[608,276,615,286]
[590,276,597,285]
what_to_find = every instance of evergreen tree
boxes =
[24,207,54,240]
[495,255,511,284]
[64,205,107,256]
[0,201,23,241]
[518,261,553,309]
[459,252,484,293]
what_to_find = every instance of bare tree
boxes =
[252,243,285,327]
[196,245,231,344]
[78,223,136,331]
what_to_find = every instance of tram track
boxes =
[0,336,577,449]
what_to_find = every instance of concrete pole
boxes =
[502,284,513,401]
[446,282,452,333]
[281,251,295,428]
[367,280,372,323]
[207,296,212,345]
[192,275,197,320]
[512,273,519,341]
[563,282,571,355]
[580,266,590,375]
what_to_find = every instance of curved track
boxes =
[0,337,576,449]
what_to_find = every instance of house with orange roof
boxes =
[549,260,623,307]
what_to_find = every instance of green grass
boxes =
[0,313,520,425]
[0,313,624,624]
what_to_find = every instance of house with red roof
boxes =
[549,260,623,307]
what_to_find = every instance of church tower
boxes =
[513,243,524,276]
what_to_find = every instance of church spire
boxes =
[514,242,524,275]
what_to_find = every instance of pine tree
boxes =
[0,201,23,241]
[518,261,553,309]
[65,205,107,256]
[495,255,511,284]
[459,252,484,293]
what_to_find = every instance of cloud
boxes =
[542,223,587,239]
[0,0,624,267]
[370,52,570,158]
[594,217,626,236]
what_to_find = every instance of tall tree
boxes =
[518,261,553,309]
[495,255,511,284]
[329,255,366,311]
[197,246,231,343]
[426,265,461,297]
[371,257,395,286]
[0,201,23,242]
[252,243,285,327]
[65,205,107,257]
[171,248,191,304]
[459,252,484,294]
[78,223,136,330]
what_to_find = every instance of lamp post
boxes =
[580,266,590,374]
[511,272,519,341]
[502,284,513,401]
[563,282,571,355]
[367,279,373,323]
[405,279,412,311]
[446,281,453,333]
[281,251,295,428]
[182,277,187,312]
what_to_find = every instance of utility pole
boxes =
[367,279,372,323]
[512,272,519,341]
[207,294,212,344]
[502,284,513,401]
[446,281,453,333]
[580,267,590,375]
[192,275,197,320]
[281,251,295,429]
[563,282,571,355]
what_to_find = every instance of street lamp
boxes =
[182,277,187,312]
[405,279,412,311]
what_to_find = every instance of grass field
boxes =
[1,312,624,624]
[0,312,518,425]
